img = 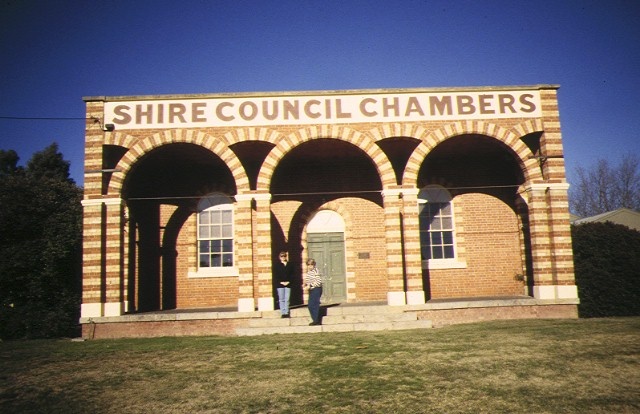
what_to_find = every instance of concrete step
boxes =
[248,311,418,328]
[322,312,418,325]
[324,304,405,316]
[236,319,433,336]
[236,304,432,336]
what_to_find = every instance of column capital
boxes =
[381,187,419,197]
[81,197,124,207]
[525,182,570,192]
[234,193,272,202]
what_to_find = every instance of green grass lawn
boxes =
[1,317,639,413]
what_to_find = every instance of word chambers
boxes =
[104,90,541,129]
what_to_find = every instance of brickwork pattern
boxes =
[417,304,578,328]
[81,86,577,320]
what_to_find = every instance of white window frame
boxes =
[189,194,239,278]
[418,185,467,270]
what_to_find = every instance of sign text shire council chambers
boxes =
[103,90,542,130]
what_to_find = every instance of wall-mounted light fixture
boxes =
[90,117,115,132]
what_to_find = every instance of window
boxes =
[418,185,455,261]
[197,194,233,269]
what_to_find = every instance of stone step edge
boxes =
[250,312,419,328]
[236,320,433,336]
[264,305,407,319]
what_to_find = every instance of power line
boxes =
[124,184,524,201]
[0,116,88,121]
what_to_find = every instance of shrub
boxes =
[572,222,640,317]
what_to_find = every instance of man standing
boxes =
[274,251,293,318]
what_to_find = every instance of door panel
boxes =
[307,233,346,303]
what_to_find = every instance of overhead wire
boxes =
[0,116,89,120]
[125,184,524,201]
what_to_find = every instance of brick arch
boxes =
[402,120,536,187]
[223,127,285,145]
[109,129,250,194]
[301,201,354,237]
[300,201,358,298]
[256,125,395,192]
[299,202,355,267]
[367,122,429,141]
[104,131,139,148]
[512,118,544,137]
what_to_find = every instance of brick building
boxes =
[80,85,579,336]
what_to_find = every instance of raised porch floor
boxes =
[80,296,579,339]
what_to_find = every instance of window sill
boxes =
[422,259,467,270]
[188,267,240,278]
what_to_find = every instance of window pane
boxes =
[418,192,456,262]
[444,246,455,259]
[198,200,235,269]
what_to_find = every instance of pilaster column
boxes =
[253,193,274,311]
[526,183,578,300]
[400,188,426,305]
[234,194,255,312]
[80,197,127,317]
[382,189,405,305]
[382,187,425,306]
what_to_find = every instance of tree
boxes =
[570,153,640,217]
[26,142,74,184]
[0,143,82,339]
[0,149,23,176]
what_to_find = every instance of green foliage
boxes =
[0,149,23,176]
[572,222,640,317]
[0,143,82,339]
[26,143,74,184]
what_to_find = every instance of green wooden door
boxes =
[307,232,346,304]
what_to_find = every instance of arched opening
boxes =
[122,143,236,312]
[270,139,383,305]
[417,134,529,300]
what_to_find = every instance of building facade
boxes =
[80,85,578,323]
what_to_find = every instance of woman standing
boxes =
[303,258,323,326]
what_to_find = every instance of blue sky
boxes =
[1,0,639,186]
